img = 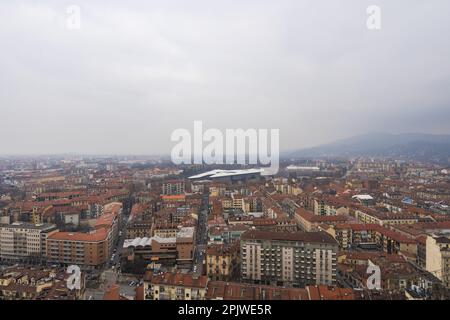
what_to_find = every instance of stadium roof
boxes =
[352,194,374,201]
[286,165,320,171]
[188,168,265,179]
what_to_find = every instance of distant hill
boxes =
[284,133,450,163]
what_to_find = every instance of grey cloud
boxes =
[0,0,449,154]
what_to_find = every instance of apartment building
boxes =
[162,180,185,196]
[206,281,355,300]
[0,222,58,263]
[230,194,249,212]
[240,230,338,287]
[143,271,208,300]
[206,243,239,281]
[126,221,152,238]
[313,197,349,216]
[153,223,178,238]
[143,271,355,301]
[274,182,302,196]
[95,213,120,258]
[353,208,418,226]
[46,228,110,269]
[176,227,196,266]
[161,195,186,208]
[295,208,351,232]
[326,223,417,255]
[129,203,153,221]
[45,202,122,269]
[209,184,227,197]
[425,233,450,288]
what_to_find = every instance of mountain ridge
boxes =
[283,132,450,162]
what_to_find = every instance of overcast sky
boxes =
[1,0,450,155]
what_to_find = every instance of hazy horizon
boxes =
[1,1,450,155]
[0,131,449,157]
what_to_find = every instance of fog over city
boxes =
[1,0,450,155]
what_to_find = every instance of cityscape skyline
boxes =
[1,156,450,302]
[0,130,449,156]
[1,0,450,306]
